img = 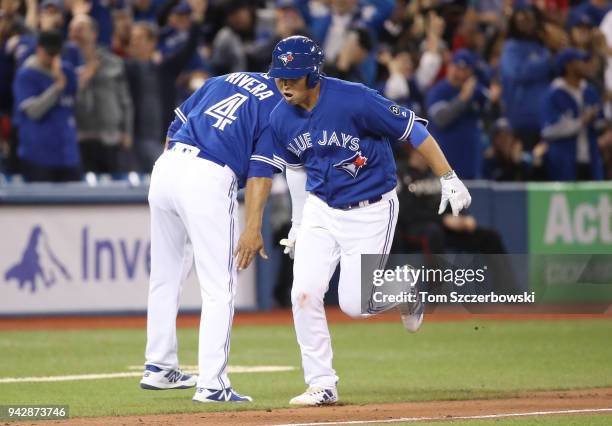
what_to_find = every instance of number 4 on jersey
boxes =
[204,93,248,131]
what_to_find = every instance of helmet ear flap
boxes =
[306,66,320,88]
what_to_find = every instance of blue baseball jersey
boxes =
[13,61,79,167]
[250,76,428,208]
[426,79,487,179]
[166,72,282,188]
[540,78,604,181]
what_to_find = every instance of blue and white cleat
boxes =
[140,364,197,390]
[192,387,253,403]
[289,386,338,406]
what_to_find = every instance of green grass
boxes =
[0,319,610,418]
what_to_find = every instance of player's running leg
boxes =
[290,195,341,406]
[336,192,423,332]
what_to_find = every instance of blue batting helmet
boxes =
[269,36,324,88]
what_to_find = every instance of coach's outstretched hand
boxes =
[438,171,471,216]
[235,229,268,271]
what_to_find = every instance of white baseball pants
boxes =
[292,190,399,388]
[145,145,238,390]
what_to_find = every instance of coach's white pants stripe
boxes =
[218,177,236,390]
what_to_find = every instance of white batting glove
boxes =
[438,170,471,216]
[279,224,299,259]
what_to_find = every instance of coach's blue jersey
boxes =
[167,72,282,188]
[251,76,426,208]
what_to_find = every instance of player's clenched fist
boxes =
[438,170,471,216]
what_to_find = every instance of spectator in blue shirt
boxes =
[12,30,81,182]
[540,48,606,181]
[158,1,209,102]
[9,0,83,69]
[426,49,500,179]
[567,12,607,94]
[309,0,392,63]
[499,6,557,151]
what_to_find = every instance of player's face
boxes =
[275,76,309,105]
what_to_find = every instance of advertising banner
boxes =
[0,205,256,315]
[528,182,612,254]
[527,182,612,303]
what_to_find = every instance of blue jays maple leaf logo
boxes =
[333,151,368,178]
[279,52,294,66]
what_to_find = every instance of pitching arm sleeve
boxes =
[286,166,307,226]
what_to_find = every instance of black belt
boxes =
[168,141,226,168]
[337,195,383,210]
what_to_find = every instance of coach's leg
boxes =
[337,195,399,318]
[145,156,193,369]
[179,163,239,391]
[292,198,340,388]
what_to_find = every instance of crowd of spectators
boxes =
[0,0,611,183]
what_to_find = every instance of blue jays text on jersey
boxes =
[250,76,429,208]
[166,72,281,188]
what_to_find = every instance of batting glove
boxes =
[438,170,471,216]
[279,224,299,259]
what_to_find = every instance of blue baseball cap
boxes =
[451,49,477,69]
[567,12,594,29]
[40,0,63,11]
[556,48,590,73]
[275,0,297,9]
[171,1,192,15]
[491,117,513,137]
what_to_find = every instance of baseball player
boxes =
[140,71,281,402]
[235,36,471,406]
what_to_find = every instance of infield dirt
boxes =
[21,387,612,425]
